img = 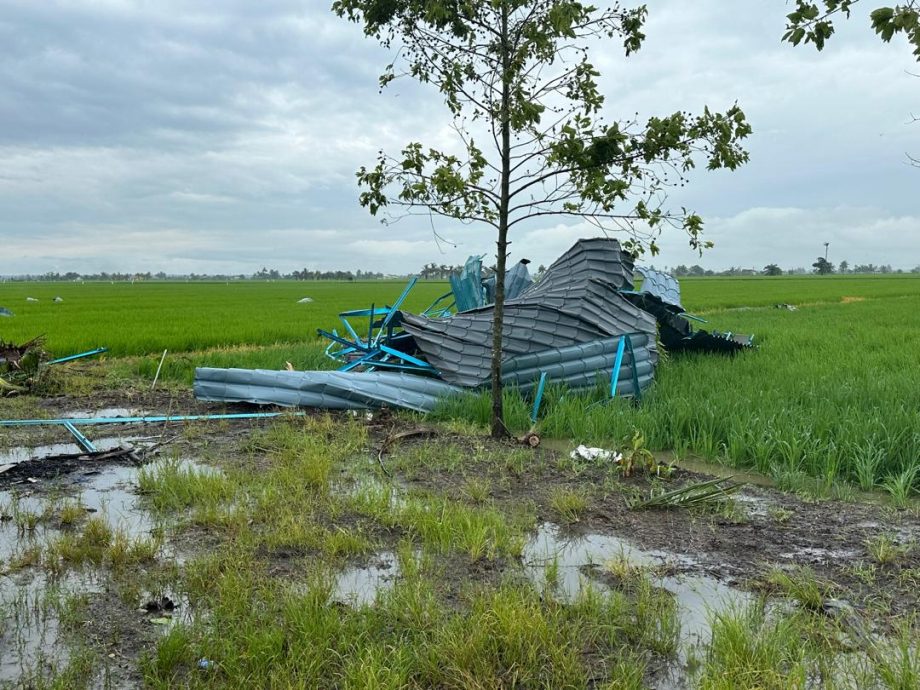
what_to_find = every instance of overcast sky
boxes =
[0,0,917,276]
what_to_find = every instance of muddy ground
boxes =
[1,380,918,688]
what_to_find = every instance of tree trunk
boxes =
[490,4,512,438]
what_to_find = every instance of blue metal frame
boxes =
[319,277,442,376]
[610,335,627,397]
[62,421,97,453]
[48,347,109,365]
[530,372,548,424]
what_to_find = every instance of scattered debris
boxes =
[630,477,743,510]
[47,347,108,366]
[195,238,754,412]
[53,296,63,303]
[0,307,12,318]
[775,303,798,311]
[0,444,153,484]
[570,445,622,463]
[297,297,314,303]
[25,297,38,302]
[151,349,168,391]
[144,596,176,613]
[377,428,436,476]
[0,337,48,394]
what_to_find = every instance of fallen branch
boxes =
[376,427,436,476]
[629,476,742,510]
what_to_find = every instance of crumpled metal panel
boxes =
[533,237,635,293]
[450,255,486,312]
[194,332,654,412]
[401,238,657,387]
[501,334,655,396]
[483,260,533,306]
[635,267,683,309]
[194,368,459,413]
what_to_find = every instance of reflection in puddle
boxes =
[0,437,154,467]
[334,552,400,606]
[523,522,752,682]
[0,464,167,685]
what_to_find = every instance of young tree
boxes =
[839,259,850,273]
[334,1,751,436]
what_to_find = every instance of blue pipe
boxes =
[47,347,109,365]
[530,372,547,424]
[610,335,627,398]
[62,421,97,453]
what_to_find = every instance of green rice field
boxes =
[2,275,920,494]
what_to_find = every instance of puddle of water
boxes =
[778,546,861,563]
[333,551,400,606]
[0,465,158,568]
[0,436,154,467]
[523,522,751,682]
[0,570,105,685]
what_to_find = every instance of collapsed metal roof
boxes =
[194,237,750,413]
[402,238,657,388]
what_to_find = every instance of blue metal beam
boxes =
[47,347,109,365]
[62,421,97,453]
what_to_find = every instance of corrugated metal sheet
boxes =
[194,333,654,412]
[449,255,486,312]
[483,260,533,306]
[402,238,657,387]
[635,267,683,309]
[194,368,459,413]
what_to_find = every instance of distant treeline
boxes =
[1,268,402,282]
[670,262,920,277]
[4,261,920,282]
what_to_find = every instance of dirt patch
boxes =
[383,428,920,621]
[841,296,867,303]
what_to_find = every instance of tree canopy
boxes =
[783,1,920,58]
[334,0,751,434]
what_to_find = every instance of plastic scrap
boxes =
[0,307,13,318]
[570,445,624,463]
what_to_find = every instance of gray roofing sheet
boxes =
[195,368,459,413]
[635,267,683,309]
[194,332,654,412]
[402,238,657,387]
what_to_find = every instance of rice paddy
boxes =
[2,274,919,494]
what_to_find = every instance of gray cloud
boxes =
[0,0,917,276]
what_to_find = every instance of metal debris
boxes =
[622,267,753,354]
[195,238,753,412]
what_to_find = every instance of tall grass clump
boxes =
[137,456,235,513]
[697,603,809,690]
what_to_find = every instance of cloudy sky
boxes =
[0,0,917,276]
